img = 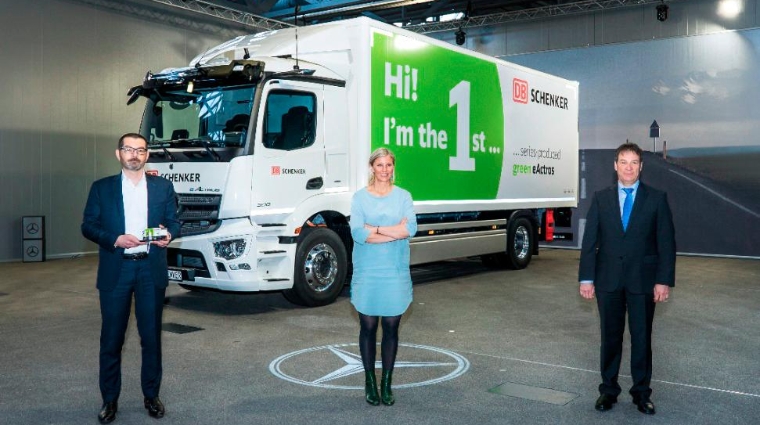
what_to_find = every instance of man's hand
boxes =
[115,234,146,249]
[653,284,670,303]
[151,224,172,248]
[579,283,595,299]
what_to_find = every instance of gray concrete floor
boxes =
[1,249,758,425]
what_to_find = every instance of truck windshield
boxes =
[141,85,256,162]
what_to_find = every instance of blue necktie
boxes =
[622,188,634,231]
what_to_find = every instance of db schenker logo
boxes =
[512,78,529,104]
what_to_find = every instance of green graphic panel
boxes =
[371,31,504,201]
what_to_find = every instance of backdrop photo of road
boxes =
[511,27,760,257]
[577,149,759,257]
[665,149,760,212]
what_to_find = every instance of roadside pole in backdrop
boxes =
[650,120,660,153]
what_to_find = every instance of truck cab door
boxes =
[251,81,325,219]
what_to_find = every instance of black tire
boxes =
[506,216,533,270]
[283,228,348,307]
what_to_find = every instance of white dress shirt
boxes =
[121,172,149,254]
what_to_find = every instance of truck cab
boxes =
[133,50,352,306]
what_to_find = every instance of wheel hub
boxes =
[513,226,530,260]
[303,243,338,292]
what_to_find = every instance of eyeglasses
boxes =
[120,146,148,155]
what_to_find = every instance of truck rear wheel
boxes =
[506,217,533,270]
[283,228,347,307]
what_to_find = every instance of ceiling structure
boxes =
[190,0,669,32]
[262,0,603,24]
[261,0,664,31]
[72,0,670,36]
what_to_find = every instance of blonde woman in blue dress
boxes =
[350,148,417,406]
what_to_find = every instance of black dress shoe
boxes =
[594,394,617,411]
[98,401,117,424]
[633,396,656,415]
[144,397,165,418]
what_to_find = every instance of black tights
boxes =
[358,313,402,372]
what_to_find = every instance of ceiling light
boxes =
[717,0,742,18]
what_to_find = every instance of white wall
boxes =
[0,0,229,261]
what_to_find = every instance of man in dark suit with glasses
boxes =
[82,133,180,423]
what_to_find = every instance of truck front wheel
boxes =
[506,217,533,270]
[284,228,347,307]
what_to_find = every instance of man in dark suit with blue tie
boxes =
[579,142,676,415]
[82,133,180,424]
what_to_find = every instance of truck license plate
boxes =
[167,269,183,281]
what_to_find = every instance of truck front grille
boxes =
[176,194,222,237]
[179,209,219,221]
[178,194,221,205]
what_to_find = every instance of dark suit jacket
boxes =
[81,173,181,291]
[578,182,676,294]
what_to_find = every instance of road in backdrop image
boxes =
[577,150,760,257]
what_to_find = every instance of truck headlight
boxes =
[213,239,246,260]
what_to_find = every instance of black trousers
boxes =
[99,259,165,402]
[596,287,656,398]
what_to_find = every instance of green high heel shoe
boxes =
[365,370,380,406]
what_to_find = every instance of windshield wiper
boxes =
[195,138,221,162]
[153,137,221,161]
[148,141,176,161]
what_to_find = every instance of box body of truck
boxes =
[132,17,579,306]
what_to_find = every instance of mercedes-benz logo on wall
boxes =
[269,343,469,389]
[26,246,40,257]
[26,223,40,235]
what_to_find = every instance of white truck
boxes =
[128,17,579,306]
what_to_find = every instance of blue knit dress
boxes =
[349,187,417,316]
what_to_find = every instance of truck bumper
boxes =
[167,218,296,292]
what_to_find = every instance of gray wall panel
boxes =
[506,21,549,55]
[595,7,648,45]
[0,0,228,261]
[547,14,594,51]
[471,25,508,58]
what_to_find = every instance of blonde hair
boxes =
[368,147,396,186]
